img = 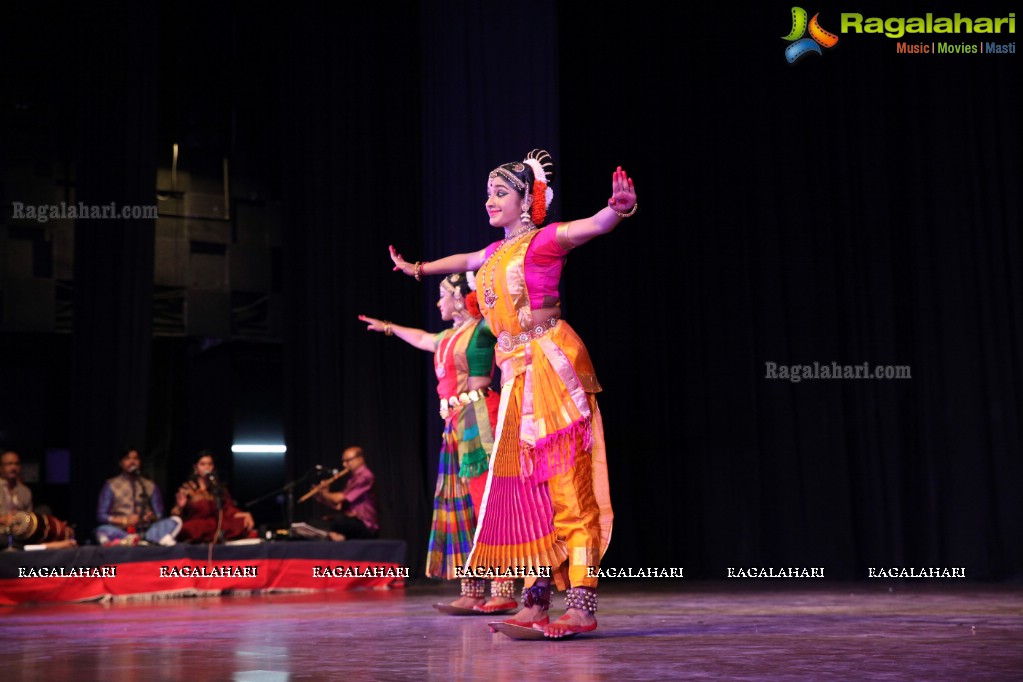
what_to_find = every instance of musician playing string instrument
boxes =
[307,446,378,541]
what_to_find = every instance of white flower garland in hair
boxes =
[524,157,547,185]
[523,158,555,212]
[466,270,477,292]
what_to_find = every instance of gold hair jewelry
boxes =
[489,167,526,192]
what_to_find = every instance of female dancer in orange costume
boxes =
[390,150,637,638]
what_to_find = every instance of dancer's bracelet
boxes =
[613,202,638,219]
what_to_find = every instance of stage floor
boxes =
[3,580,1022,681]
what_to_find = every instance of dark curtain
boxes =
[69,2,160,538]
[279,1,560,577]
[147,339,235,493]
[555,4,1021,578]
[279,2,431,571]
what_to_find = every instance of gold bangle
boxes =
[383,322,393,336]
[613,202,638,218]
[413,261,427,281]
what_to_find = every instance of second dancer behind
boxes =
[359,272,516,614]
[389,150,637,638]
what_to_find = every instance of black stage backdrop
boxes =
[68,3,161,533]
[0,2,1019,580]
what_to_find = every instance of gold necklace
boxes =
[482,227,534,308]
[504,221,535,240]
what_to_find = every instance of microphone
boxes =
[128,466,140,475]
[313,465,339,477]
[205,472,222,498]
[205,473,223,509]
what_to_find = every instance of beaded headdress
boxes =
[440,272,474,299]
[488,164,526,192]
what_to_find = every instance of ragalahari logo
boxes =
[783,7,839,63]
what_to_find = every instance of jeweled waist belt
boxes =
[439,387,492,420]
[496,317,560,353]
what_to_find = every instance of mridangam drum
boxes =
[7,511,74,543]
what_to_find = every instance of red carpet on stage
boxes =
[0,539,407,605]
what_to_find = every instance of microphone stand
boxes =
[208,476,224,544]
[243,467,320,538]
[130,471,152,536]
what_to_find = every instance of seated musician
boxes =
[1,449,75,548]
[307,446,379,541]
[1,450,32,524]
[94,448,181,546]
[171,450,256,543]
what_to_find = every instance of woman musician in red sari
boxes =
[172,451,255,543]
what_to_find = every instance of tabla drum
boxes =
[8,511,74,543]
